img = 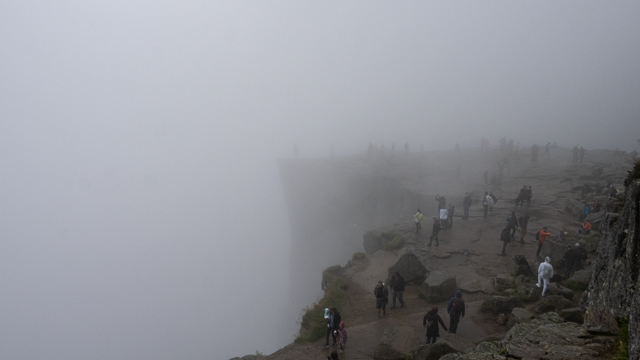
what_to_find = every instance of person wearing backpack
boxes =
[537,257,554,296]
[518,214,530,244]
[414,209,423,233]
[390,271,406,309]
[374,281,389,318]
[447,290,466,334]
[500,227,512,256]
[322,306,341,349]
[535,227,552,258]
[423,306,448,344]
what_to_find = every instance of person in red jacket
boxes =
[536,227,552,258]
[579,221,592,234]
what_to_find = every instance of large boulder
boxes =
[363,231,384,255]
[567,269,591,291]
[511,255,532,277]
[545,283,574,300]
[533,295,574,313]
[540,239,570,264]
[410,337,475,360]
[560,307,584,324]
[495,274,513,292]
[508,307,534,327]
[373,344,407,360]
[388,248,427,284]
[422,271,457,302]
[486,296,523,313]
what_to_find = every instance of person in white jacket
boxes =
[537,257,554,296]
[439,208,449,230]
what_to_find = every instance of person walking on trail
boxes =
[439,207,449,230]
[537,257,554,296]
[447,203,455,229]
[414,209,423,233]
[507,211,519,237]
[447,290,465,334]
[323,306,341,348]
[428,217,441,247]
[525,186,532,205]
[500,227,511,256]
[483,192,493,217]
[390,271,406,309]
[564,243,587,279]
[463,192,472,219]
[436,194,447,212]
[535,227,552,258]
[518,213,530,244]
[423,306,448,344]
[374,281,389,319]
[336,322,347,354]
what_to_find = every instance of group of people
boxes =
[514,185,533,206]
[322,307,346,355]
[422,290,466,344]
[572,145,586,163]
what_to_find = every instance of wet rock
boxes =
[409,341,457,360]
[508,307,534,327]
[514,275,528,285]
[373,344,408,360]
[540,239,570,264]
[496,313,507,325]
[511,255,531,277]
[560,307,584,324]
[494,274,512,291]
[544,345,598,359]
[422,271,457,302]
[490,296,523,312]
[545,283,574,300]
[388,248,427,284]
[567,269,590,290]
[533,295,574,313]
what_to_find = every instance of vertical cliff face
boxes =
[584,177,639,356]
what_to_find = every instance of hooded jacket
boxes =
[391,272,405,291]
[423,310,447,337]
[538,259,554,279]
[447,290,466,317]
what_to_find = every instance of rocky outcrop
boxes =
[584,177,639,357]
[533,295,574,314]
[422,272,457,302]
[511,255,532,277]
[388,248,427,284]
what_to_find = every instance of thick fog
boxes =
[1,1,640,360]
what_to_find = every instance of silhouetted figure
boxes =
[414,209,423,233]
[447,203,455,229]
[525,186,532,205]
[507,211,519,237]
[482,192,493,217]
[518,213,530,244]
[390,271,405,309]
[436,194,446,211]
[515,185,527,206]
[374,281,389,318]
[462,192,472,219]
[428,218,440,246]
[447,290,465,334]
[572,145,579,163]
[500,227,511,255]
[423,306,448,344]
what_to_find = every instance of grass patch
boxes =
[295,276,348,344]
[612,317,629,360]
[384,234,404,251]
[480,298,497,313]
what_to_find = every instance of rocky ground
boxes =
[234,146,635,360]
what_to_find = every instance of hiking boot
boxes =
[536,283,540,287]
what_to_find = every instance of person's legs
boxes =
[426,336,434,344]
[382,303,386,316]
[435,231,439,246]
[391,290,397,308]
[501,241,507,255]
[542,278,549,296]
[398,291,404,307]
[331,330,337,345]
[537,274,542,287]
[520,227,527,243]
[449,315,459,334]
[428,234,433,246]
[325,326,332,346]
[376,301,382,318]
[415,222,419,233]
[536,242,542,257]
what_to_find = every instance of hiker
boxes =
[564,243,587,279]
[537,257,554,296]
[535,227,552,258]
[572,145,579,163]
[336,322,347,354]
[428,217,440,246]
[439,207,449,230]
[482,192,494,217]
[390,271,406,309]
[543,142,550,158]
[414,209,423,233]
[578,220,591,234]
[483,170,489,185]
[525,186,532,205]
[579,145,585,163]
[579,203,591,221]
[436,194,447,211]
[518,213,530,244]
[592,198,602,213]
[423,306,448,344]
[515,185,527,206]
[500,227,511,256]
[323,306,341,348]
[447,203,455,229]
[507,211,519,237]
[326,351,339,360]
[609,185,618,198]
[462,192,472,219]
[447,290,465,334]
[374,281,389,318]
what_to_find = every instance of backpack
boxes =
[452,298,463,314]
[418,213,424,222]
[535,231,541,241]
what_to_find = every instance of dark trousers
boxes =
[415,222,421,233]
[564,264,574,279]
[463,206,469,219]
[426,336,438,344]
[392,290,404,307]
[325,326,336,346]
[510,226,517,237]
[429,231,439,245]
[536,242,543,257]
[448,217,453,229]
[501,240,508,255]
[449,314,461,334]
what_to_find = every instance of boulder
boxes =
[363,231,385,255]
[560,307,584,324]
[516,284,541,302]
[422,271,457,302]
[533,295,574,313]
[545,283,574,300]
[388,248,427,284]
[489,296,523,312]
[373,344,407,360]
[508,307,534,327]
[540,239,570,264]
[511,255,531,277]
[409,341,458,360]
[567,269,591,291]
[495,274,513,291]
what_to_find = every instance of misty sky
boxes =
[1,1,640,359]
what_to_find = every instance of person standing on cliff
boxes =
[436,194,447,212]
[482,192,493,217]
[499,227,511,256]
[535,227,552,258]
[537,257,554,296]
[428,217,440,247]
[414,209,423,233]
[462,192,472,219]
[322,306,340,348]
[423,306,448,344]
[374,281,388,319]
[447,290,465,334]
[447,203,455,229]
[390,271,405,309]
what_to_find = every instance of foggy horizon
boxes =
[1,1,639,359]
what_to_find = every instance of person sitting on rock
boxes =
[579,203,591,221]
[428,218,441,247]
[374,281,388,319]
[423,306,448,344]
[447,290,465,334]
[578,220,591,234]
[537,257,554,296]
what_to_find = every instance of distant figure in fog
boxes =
[537,257,554,296]
[414,209,423,233]
[374,281,389,318]
[439,207,449,230]
[500,227,511,256]
[428,217,440,246]
[436,194,447,211]
[447,290,465,334]
[531,144,539,162]
[525,186,532,205]
[462,192,472,219]
[572,145,579,163]
[390,271,405,309]
[483,192,493,217]
[447,203,455,229]
[579,146,585,163]
[518,213,530,244]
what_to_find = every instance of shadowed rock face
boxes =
[584,179,639,356]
